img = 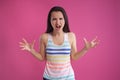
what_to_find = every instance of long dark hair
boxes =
[46,6,70,33]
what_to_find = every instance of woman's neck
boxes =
[52,31,64,36]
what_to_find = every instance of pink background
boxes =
[0,0,120,80]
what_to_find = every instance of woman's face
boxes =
[50,11,65,32]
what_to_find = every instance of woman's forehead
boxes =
[51,11,64,17]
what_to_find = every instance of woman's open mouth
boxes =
[56,25,61,30]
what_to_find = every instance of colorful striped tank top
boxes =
[43,33,75,80]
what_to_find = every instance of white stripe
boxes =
[46,46,71,49]
[46,50,71,53]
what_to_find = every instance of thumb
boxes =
[83,37,88,44]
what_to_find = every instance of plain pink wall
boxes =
[0,0,120,80]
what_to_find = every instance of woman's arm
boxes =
[70,33,99,60]
[19,34,47,61]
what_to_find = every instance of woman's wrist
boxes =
[29,48,35,54]
[83,46,89,52]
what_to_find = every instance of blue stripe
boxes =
[47,52,70,54]
[44,74,75,80]
[46,48,71,51]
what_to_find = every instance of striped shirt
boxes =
[43,33,75,80]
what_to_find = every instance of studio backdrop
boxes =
[0,0,120,80]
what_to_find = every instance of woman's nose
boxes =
[56,19,60,24]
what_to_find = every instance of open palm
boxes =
[83,37,99,50]
[19,38,35,52]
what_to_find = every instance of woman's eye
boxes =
[52,18,56,21]
[51,18,63,21]
[59,18,63,20]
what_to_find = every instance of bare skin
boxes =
[19,11,99,61]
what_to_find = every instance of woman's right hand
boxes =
[19,38,35,52]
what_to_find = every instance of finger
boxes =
[21,47,26,50]
[93,42,98,48]
[92,40,99,48]
[95,40,100,45]
[19,42,26,47]
[93,39,100,45]
[92,36,98,42]
[19,45,25,48]
[83,37,88,44]
[19,42,25,45]
[22,38,28,44]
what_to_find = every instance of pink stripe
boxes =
[45,66,73,77]
[47,63,70,70]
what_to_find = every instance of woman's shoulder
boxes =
[67,32,76,38]
[67,32,76,43]
[41,33,48,37]
[40,33,49,41]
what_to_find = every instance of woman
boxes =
[19,6,99,80]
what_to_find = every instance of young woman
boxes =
[19,6,99,80]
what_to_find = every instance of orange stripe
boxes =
[47,61,70,66]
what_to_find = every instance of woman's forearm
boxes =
[72,47,88,60]
[30,49,44,61]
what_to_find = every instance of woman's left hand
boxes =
[83,36,99,50]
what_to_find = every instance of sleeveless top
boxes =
[43,33,75,80]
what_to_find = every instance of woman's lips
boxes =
[56,25,61,28]
[56,25,61,30]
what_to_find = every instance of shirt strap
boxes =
[64,33,69,41]
[48,33,52,41]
